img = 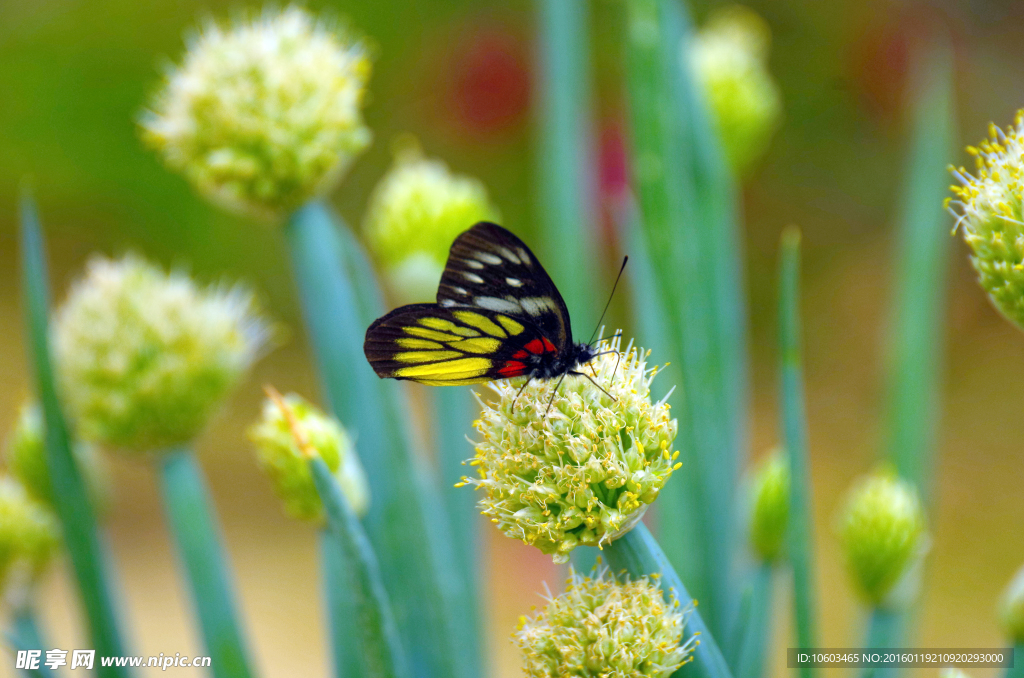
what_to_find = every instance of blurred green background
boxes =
[2,0,1024,676]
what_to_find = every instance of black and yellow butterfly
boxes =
[363,222,623,396]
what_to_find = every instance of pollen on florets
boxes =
[141,6,372,220]
[947,110,1024,330]
[462,336,679,563]
[514,566,696,678]
[53,254,271,453]
[248,391,369,523]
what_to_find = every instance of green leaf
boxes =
[860,608,902,678]
[311,456,410,678]
[319,530,362,678]
[883,44,955,506]
[535,0,598,331]
[285,201,474,678]
[8,608,54,678]
[621,0,743,642]
[1005,643,1023,678]
[732,564,775,678]
[159,448,255,678]
[777,228,819,678]
[604,524,734,678]
[19,189,130,678]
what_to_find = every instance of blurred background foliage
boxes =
[2,0,1024,676]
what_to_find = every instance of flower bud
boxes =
[838,473,927,608]
[248,392,369,523]
[514,566,695,678]
[748,451,789,562]
[463,337,679,563]
[688,5,782,175]
[0,477,60,606]
[999,563,1024,643]
[947,111,1024,330]
[142,7,372,219]
[5,403,110,513]
[53,254,270,453]
[364,142,499,304]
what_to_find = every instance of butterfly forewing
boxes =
[364,303,558,386]
[436,222,573,351]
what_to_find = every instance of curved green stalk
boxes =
[19,190,130,678]
[604,524,733,678]
[1005,643,1023,678]
[311,457,410,678]
[159,448,255,678]
[319,531,361,678]
[733,564,774,678]
[778,229,819,678]
[860,608,902,678]
[8,608,54,678]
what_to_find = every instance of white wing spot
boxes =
[465,259,485,270]
[505,277,523,287]
[463,272,485,284]
[453,286,469,295]
[521,296,556,316]
[497,246,521,264]
[474,296,522,313]
[440,299,457,307]
[476,252,503,265]
[516,248,532,265]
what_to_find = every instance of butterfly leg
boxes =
[544,372,571,417]
[510,377,533,413]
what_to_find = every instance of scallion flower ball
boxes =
[999,563,1024,643]
[748,450,789,562]
[463,337,679,563]
[0,477,59,606]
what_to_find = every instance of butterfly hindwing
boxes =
[437,222,574,351]
[364,303,557,386]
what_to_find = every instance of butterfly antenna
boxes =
[544,372,570,417]
[510,377,533,413]
[587,256,629,346]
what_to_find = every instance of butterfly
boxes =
[363,222,625,406]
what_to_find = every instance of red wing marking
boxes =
[498,361,526,377]
[512,349,529,360]
[524,339,545,354]
[541,337,557,353]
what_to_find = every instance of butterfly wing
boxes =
[436,222,574,350]
[363,303,558,385]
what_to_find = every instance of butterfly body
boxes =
[364,222,598,387]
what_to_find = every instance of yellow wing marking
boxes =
[419,317,460,332]
[448,338,501,354]
[394,350,462,363]
[496,315,525,335]
[416,377,490,386]
[397,338,444,349]
[451,325,481,337]
[405,327,462,342]
[453,311,507,338]
[394,357,491,380]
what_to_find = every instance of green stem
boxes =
[535,0,597,328]
[604,524,733,678]
[318,530,362,678]
[733,564,774,678]
[860,608,902,678]
[1004,643,1023,678]
[159,449,254,678]
[8,608,53,678]
[19,190,130,678]
[778,229,819,678]
[311,457,410,678]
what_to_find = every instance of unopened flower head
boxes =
[688,5,782,175]
[999,563,1024,643]
[748,450,789,562]
[364,141,499,303]
[5,403,110,513]
[142,7,372,219]
[0,477,59,606]
[947,111,1024,330]
[248,392,369,523]
[53,254,270,453]
[838,473,927,608]
[514,566,695,678]
[463,337,679,563]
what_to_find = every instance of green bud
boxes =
[514,566,696,678]
[748,451,789,562]
[141,7,372,219]
[248,392,369,523]
[0,477,60,605]
[53,254,270,453]
[5,403,110,514]
[999,563,1024,643]
[838,473,927,608]
[947,111,1024,330]
[688,5,782,176]
[364,141,499,303]
[464,337,679,563]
